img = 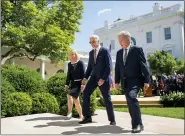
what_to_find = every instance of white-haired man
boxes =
[80,35,116,125]
[115,31,151,133]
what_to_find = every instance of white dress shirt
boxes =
[123,45,131,57]
[94,45,101,58]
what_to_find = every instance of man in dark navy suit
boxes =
[115,31,151,133]
[79,35,116,125]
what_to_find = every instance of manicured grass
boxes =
[98,107,184,119]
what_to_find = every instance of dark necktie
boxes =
[123,49,128,64]
[94,49,97,64]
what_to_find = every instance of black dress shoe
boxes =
[140,124,144,131]
[132,125,143,133]
[110,121,116,126]
[79,117,92,124]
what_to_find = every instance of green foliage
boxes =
[148,50,177,75]
[1,79,16,117]
[1,78,16,96]
[95,88,101,97]
[2,64,47,95]
[72,91,97,117]
[160,92,184,107]
[2,92,32,117]
[1,0,84,63]
[89,91,97,115]
[95,87,124,97]
[31,92,60,114]
[46,73,67,114]
[176,59,185,74]
[110,88,123,95]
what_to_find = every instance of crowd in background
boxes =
[151,73,184,96]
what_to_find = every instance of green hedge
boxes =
[2,79,16,96]
[31,93,60,114]
[2,64,47,95]
[110,88,123,95]
[95,88,101,97]
[95,87,123,97]
[2,92,32,117]
[160,92,184,107]
[1,79,16,117]
[46,73,67,114]
[47,73,97,116]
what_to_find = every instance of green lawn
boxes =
[98,107,184,119]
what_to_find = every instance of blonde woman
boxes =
[65,50,85,120]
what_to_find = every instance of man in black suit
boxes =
[79,35,116,125]
[115,31,151,133]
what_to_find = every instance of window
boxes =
[131,37,136,46]
[166,50,172,54]
[110,40,115,50]
[100,43,103,47]
[146,32,152,43]
[164,27,171,40]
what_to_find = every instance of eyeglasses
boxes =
[89,41,96,44]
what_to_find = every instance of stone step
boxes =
[113,104,163,108]
[112,100,160,105]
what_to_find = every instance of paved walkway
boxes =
[1,110,184,135]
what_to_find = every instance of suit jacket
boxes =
[115,46,151,89]
[66,60,85,86]
[85,47,112,83]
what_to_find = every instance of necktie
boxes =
[123,49,128,64]
[94,49,97,64]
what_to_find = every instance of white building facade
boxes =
[94,3,184,61]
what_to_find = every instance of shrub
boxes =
[72,91,97,117]
[1,79,16,117]
[99,96,105,107]
[89,91,97,114]
[95,88,101,97]
[110,88,123,95]
[46,73,67,114]
[160,92,184,107]
[31,93,60,114]
[2,64,47,95]
[3,92,32,117]
[47,73,97,116]
[95,87,124,97]
[1,79,16,96]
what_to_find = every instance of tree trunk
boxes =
[1,56,12,65]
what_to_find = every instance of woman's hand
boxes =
[80,85,85,92]
[64,85,69,92]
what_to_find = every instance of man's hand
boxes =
[115,83,120,89]
[144,83,150,91]
[81,78,87,85]
[98,79,105,86]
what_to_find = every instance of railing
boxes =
[141,13,154,19]
[122,17,138,24]
[161,4,181,14]
[96,4,182,31]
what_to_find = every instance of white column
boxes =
[64,61,69,73]
[11,58,15,65]
[179,23,184,60]
[40,60,45,79]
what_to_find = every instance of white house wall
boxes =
[94,3,184,60]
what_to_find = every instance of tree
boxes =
[148,50,177,75]
[176,59,185,74]
[1,0,84,64]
